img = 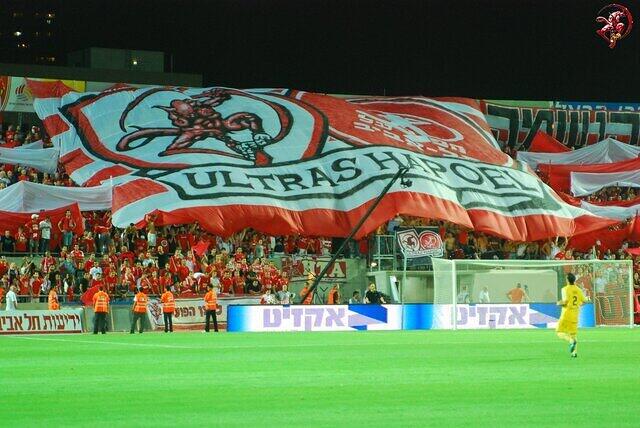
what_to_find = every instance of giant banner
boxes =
[227,304,403,332]
[147,296,260,330]
[0,309,83,334]
[29,83,615,241]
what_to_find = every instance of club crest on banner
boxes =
[396,227,444,259]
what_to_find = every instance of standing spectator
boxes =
[5,285,18,310]
[15,227,28,253]
[146,214,157,248]
[457,286,470,304]
[0,230,16,253]
[160,286,175,332]
[478,286,491,303]
[203,284,219,332]
[39,216,52,254]
[25,214,40,255]
[57,209,76,249]
[276,283,294,304]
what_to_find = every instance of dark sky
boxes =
[56,0,640,101]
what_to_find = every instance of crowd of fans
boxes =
[0,121,639,308]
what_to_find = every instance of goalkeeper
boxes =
[556,272,589,358]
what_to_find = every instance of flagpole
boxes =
[300,165,411,304]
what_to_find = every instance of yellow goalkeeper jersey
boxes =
[557,284,588,334]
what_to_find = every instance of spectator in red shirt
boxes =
[174,259,188,282]
[233,271,245,295]
[15,227,28,253]
[71,244,85,267]
[57,209,76,248]
[25,214,40,255]
[219,271,233,294]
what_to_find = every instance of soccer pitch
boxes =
[1,329,638,427]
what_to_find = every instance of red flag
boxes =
[192,239,210,257]
[80,284,99,306]
[529,131,570,153]
[625,247,640,256]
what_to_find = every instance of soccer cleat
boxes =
[571,352,578,358]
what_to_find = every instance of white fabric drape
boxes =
[571,170,640,196]
[0,146,59,173]
[517,138,640,170]
[0,181,112,212]
[579,200,640,220]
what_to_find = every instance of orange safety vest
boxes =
[204,290,217,311]
[133,292,148,313]
[48,290,60,310]
[93,291,110,313]
[160,291,175,313]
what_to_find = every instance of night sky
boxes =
[49,0,640,101]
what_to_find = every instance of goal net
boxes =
[432,259,633,329]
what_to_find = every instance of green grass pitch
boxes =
[1,329,639,427]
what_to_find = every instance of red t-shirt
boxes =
[59,217,74,232]
[26,220,39,240]
[233,276,245,294]
[31,279,43,296]
[15,232,28,252]
[220,277,233,294]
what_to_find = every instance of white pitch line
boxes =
[5,335,198,349]
[3,335,639,352]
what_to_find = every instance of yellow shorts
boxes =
[556,316,578,335]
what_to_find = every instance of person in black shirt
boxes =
[0,230,16,253]
[364,283,386,304]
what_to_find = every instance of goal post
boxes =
[432,258,634,329]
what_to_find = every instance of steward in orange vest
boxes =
[204,284,218,332]
[130,288,148,334]
[92,287,110,334]
[160,287,175,333]
[48,287,60,310]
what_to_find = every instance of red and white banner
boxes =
[30,82,615,241]
[571,170,640,197]
[0,181,112,212]
[518,138,640,170]
[147,296,260,330]
[578,201,640,221]
[540,157,640,193]
[0,309,83,334]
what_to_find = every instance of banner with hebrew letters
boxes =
[0,309,83,334]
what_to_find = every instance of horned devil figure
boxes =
[117,88,274,162]
[596,8,631,49]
